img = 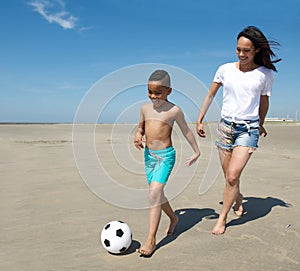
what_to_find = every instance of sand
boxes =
[0,123,299,271]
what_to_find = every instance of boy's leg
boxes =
[137,181,163,256]
[161,195,178,235]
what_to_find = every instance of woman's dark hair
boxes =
[237,26,281,71]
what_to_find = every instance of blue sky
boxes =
[0,0,299,123]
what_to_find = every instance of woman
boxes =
[197,26,281,234]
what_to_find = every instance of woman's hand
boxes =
[260,125,267,137]
[196,123,206,138]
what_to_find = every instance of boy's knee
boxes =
[148,190,162,206]
[148,181,164,205]
[148,193,160,206]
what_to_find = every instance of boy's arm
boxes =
[175,107,200,166]
[134,108,145,150]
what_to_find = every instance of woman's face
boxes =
[236,36,260,66]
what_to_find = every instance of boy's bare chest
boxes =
[144,110,175,125]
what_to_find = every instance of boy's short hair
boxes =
[148,70,171,88]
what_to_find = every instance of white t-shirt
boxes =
[213,62,274,122]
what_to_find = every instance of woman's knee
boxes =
[225,173,239,186]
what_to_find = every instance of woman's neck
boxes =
[236,61,259,72]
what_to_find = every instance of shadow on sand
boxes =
[226,196,291,228]
[137,197,290,257]
[155,208,218,252]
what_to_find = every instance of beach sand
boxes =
[1,123,299,271]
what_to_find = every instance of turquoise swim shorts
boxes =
[144,146,176,185]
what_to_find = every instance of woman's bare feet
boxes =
[233,193,244,217]
[137,238,156,257]
[212,217,226,235]
[166,215,179,235]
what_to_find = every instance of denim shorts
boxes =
[215,118,260,151]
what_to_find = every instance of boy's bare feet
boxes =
[233,193,244,217]
[212,217,226,235]
[137,239,156,257]
[166,215,179,235]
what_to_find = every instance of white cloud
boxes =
[78,26,93,33]
[28,0,78,30]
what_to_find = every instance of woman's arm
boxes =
[259,95,269,137]
[196,82,222,137]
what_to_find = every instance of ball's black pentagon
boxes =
[119,247,127,253]
[116,229,124,237]
[118,220,124,223]
[104,224,110,230]
[104,239,110,247]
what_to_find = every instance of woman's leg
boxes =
[212,146,252,234]
[218,148,243,212]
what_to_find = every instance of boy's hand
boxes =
[185,152,200,167]
[134,133,144,150]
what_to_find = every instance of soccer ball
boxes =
[100,220,132,254]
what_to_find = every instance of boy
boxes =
[134,69,200,256]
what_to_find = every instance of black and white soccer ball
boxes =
[100,220,132,254]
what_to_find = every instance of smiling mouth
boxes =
[151,99,163,107]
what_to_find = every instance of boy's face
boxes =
[148,81,171,108]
